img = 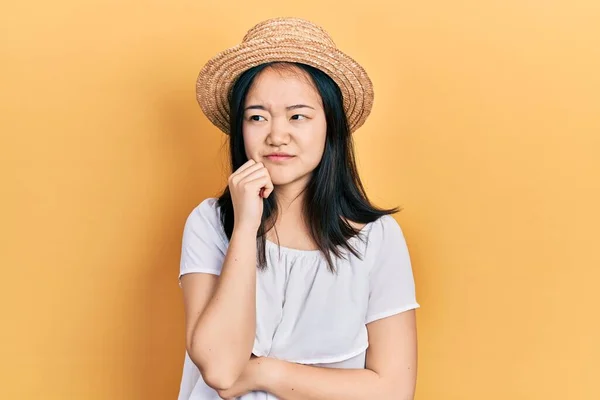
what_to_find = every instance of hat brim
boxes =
[196,39,374,134]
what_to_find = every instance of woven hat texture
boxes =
[196,17,374,134]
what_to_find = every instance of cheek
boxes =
[294,130,326,172]
[306,141,324,164]
[242,128,261,159]
[307,122,327,164]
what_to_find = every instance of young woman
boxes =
[178,17,420,400]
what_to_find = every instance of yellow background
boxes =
[1,0,599,399]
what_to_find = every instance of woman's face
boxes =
[242,66,327,188]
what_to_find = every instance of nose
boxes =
[267,117,291,146]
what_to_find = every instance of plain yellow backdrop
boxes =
[1,0,599,399]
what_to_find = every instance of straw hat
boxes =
[196,17,374,135]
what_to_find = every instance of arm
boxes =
[218,310,418,400]
[261,217,419,399]
[181,161,273,391]
[181,226,257,390]
[219,216,419,399]
[267,310,417,400]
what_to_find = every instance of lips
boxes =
[265,154,295,162]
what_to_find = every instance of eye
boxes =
[249,115,266,122]
[291,114,307,120]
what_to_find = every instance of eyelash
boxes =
[248,115,307,122]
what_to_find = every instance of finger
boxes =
[236,162,266,181]
[240,167,268,183]
[244,169,273,198]
[232,159,256,176]
[244,176,272,196]
[262,177,274,198]
[263,168,274,198]
[260,170,274,198]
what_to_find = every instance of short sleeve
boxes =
[365,215,420,324]
[178,198,228,285]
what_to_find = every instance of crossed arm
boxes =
[180,224,418,399]
[216,309,418,400]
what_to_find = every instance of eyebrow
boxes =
[244,104,315,111]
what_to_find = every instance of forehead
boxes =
[245,66,322,106]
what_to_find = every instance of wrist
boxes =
[253,357,282,392]
[232,223,259,237]
[231,227,258,247]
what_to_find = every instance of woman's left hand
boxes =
[217,356,268,399]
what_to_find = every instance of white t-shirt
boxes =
[177,198,420,400]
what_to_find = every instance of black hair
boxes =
[217,62,399,272]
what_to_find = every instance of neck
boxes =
[267,177,310,244]
[273,175,310,216]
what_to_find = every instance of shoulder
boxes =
[362,215,407,256]
[183,197,227,242]
[376,214,404,236]
[197,197,220,215]
[187,197,220,223]
[347,215,399,234]
[365,214,404,240]
[179,198,228,276]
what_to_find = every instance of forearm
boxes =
[190,227,257,387]
[261,359,412,400]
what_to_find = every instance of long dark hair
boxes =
[217,62,399,272]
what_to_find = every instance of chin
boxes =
[270,176,295,186]
[269,171,306,187]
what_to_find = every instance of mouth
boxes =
[265,154,295,162]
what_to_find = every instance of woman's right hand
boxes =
[228,159,274,233]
